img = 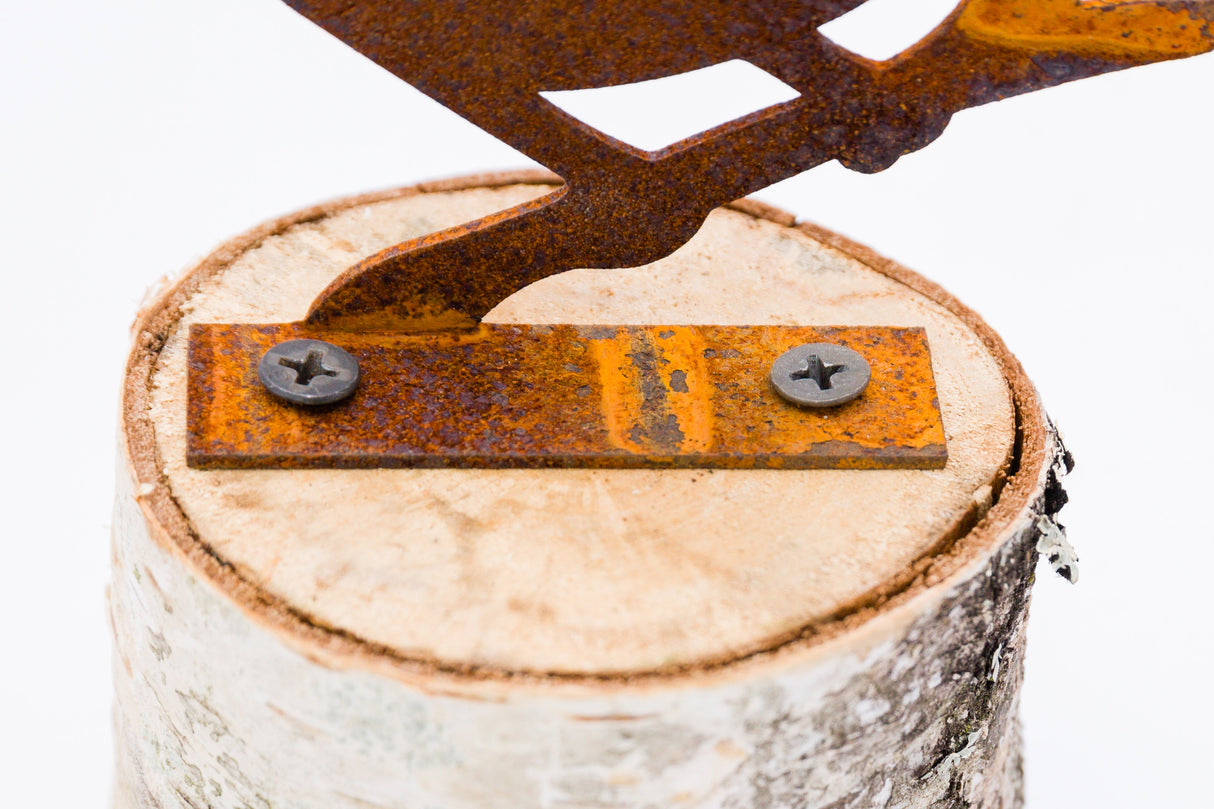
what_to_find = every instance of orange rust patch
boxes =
[959,0,1214,58]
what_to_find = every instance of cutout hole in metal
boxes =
[817,0,962,62]
[539,60,801,153]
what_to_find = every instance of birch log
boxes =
[112,171,1067,809]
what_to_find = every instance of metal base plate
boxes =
[186,323,946,470]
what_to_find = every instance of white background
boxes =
[2,1,1212,806]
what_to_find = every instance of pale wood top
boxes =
[139,180,1015,675]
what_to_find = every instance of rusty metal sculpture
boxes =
[285,0,1214,332]
[187,0,1213,470]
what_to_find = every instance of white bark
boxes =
[111,446,1064,808]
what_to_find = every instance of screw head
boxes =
[770,343,870,407]
[258,339,360,406]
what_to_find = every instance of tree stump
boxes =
[112,171,1067,809]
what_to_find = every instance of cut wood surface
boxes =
[113,172,1062,808]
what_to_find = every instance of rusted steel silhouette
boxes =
[281,0,1213,332]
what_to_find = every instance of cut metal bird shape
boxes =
[281,0,1213,332]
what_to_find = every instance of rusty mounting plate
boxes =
[188,324,946,470]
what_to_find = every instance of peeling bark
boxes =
[110,433,1065,808]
